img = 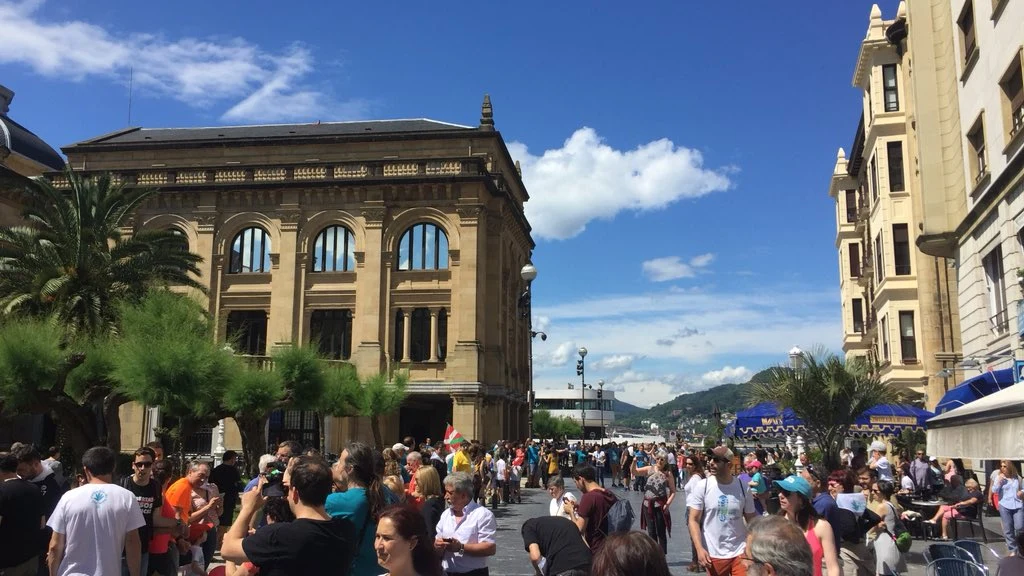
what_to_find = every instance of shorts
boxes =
[707,556,747,576]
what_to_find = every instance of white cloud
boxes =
[641,253,715,282]
[546,341,577,367]
[0,1,364,122]
[508,129,732,240]
[534,315,551,333]
[700,366,753,386]
[593,354,635,371]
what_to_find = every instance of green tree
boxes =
[747,347,902,471]
[354,371,409,450]
[0,171,203,336]
[532,410,582,440]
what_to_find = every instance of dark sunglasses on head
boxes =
[133,461,153,468]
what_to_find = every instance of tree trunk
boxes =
[102,394,126,453]
[370,415,383,451]
[236,414,269,478]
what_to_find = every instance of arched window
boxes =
[229,227,271,273]
[312,226,355,272]
[168,227,189,252]
[397,223,449,270]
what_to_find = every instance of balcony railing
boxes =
[846,209,858,223]
[894,263,912,276]
[990,307,1010,336]
[1011,105,1024,140]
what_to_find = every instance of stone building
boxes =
[56,96,535,454]
[829,4,962,408]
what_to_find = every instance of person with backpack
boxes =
[566,464,630,555]
[686,446,756,576]
[866,480,905,576]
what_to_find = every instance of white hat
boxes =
[392,443,406,452]
[869,441,887,454]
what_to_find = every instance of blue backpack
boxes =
[603,494,636,534]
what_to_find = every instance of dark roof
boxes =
[0,114,65,171]
[69,118,476,147]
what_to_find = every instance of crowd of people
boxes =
[1,435,1020,576]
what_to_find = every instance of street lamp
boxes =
[520,262,539,439]
[597,379,605,441]
[578,347,588,434]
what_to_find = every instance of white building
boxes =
[532,388,615,440]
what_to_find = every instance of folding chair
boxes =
[954,540,1001,571]
[924,558,986,576]
[950,506,988,542]
[924,543,976,564]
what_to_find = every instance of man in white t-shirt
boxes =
[47,446,146,576]
[868,441,894,483]
[687,446,756,576]
[594,449,607,488]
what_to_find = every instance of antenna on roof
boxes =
[127,66,134,127]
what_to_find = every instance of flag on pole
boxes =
[444,423,465,450]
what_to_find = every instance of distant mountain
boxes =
[615,368,773,429]
[612,398,644,415]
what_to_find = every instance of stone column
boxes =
[429,308,439,362]
[267,206,300,345]
[401,309,411,362]
[350,204,386,376]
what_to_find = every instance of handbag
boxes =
[885,503,912,553]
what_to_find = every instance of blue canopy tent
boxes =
[848,404,934,436]
[933,368,1015,415]
[726,402,804,438]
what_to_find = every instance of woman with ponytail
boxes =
[375,505,444,576]
[328,442,398,576]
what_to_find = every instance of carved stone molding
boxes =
[361,207,387,229]
[456,205,484,224]
[269,253,281,270]
[278,211,303,232]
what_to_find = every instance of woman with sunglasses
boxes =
[681,456,705,573]
[866,480,903,576]
[632,456,676,555]
[773,475,840,576]
[995,459,1024,554]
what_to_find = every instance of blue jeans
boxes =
[121,552,148,576]
[999,505,1024,552]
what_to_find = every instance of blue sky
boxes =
[0,0,903,406]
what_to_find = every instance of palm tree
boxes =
[0,171,204,336]
[747,347,903,471]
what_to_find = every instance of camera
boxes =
[261,460,288,497]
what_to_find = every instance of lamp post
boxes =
[597,379,605,441]
[712,403,722,446]
[578,348,588,435]
[520,263,538,439]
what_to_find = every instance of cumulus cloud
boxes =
[700,366,753,386]
[534,315,551,333]
[508,129,732,240]
[642,253,715,282]
[546,341,577,367]
[0,0,365,122]
[593,354,635,371]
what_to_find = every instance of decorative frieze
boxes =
[294,166,327,180]
[254,168,287,182]
[215,169,247,183]
[138,172,168,186]
[334,164,368,179]
[176,171,206,185]
[50,175,70,189]
[383,163,419,177]
[425,161,461,175]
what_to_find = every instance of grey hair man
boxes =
[435,472,496,574]
[744,515,813,576]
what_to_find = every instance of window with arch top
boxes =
[229,227,271,274]
[312,225,356,272]
[397,223,449,270]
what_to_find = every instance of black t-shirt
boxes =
[242,516,356,576]
[210,463,242,502]
[119,476,162,548]
[0,478,44,567]
[521,516,592,574]
[33,473,65,518]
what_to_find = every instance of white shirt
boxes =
[595,451,606,466]
[549,491,578,518]
[683,473,704,505]
[686,476,755,559]
[435,501,496,573]
[900,475,915,492]
[47,483,146,576]
[494,458,507,481]
[874,456,894,482]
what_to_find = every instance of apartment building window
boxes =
[845,190,857,222]
[852,299,865,333]
[967,115,988,185]
[882,64,899,112]
[887,141,905,192]
[849,243,861,278]
[875,233,884,282]
[899,311,917,362]
[957,1,978,70]
[983,246,1009,335]
[880,315,890,362]
[870,155,879,201]
[1001,51,1024,142]
[893,224,911,275]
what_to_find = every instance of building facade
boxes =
[830,4,963,408]
[56,96,535,453]
[532,388,615,440]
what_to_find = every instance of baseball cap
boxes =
[869,441,887,454]
[707,446,734,461]
[774,475,813,500]
[747,460,762,469]
[392,443,406,452]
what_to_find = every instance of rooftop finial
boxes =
[837,147,846,160]
[480,94,494,131]
[515,160,522,177]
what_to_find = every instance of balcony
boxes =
[990,307,1010,336]
[1011,105,1024,140]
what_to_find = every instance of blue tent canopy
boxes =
[849,404,934,436]
[727,402,804,438]
[934,368,1015,415]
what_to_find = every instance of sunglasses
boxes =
[133,461,153,468]
[686,461,695,466]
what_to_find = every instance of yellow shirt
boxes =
[547,453,559,475]
[452,449,471,473]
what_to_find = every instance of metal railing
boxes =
[990,307,1010,335]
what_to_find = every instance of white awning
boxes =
[926,382,1024,460]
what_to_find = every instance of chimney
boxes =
[0,85,13,116]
